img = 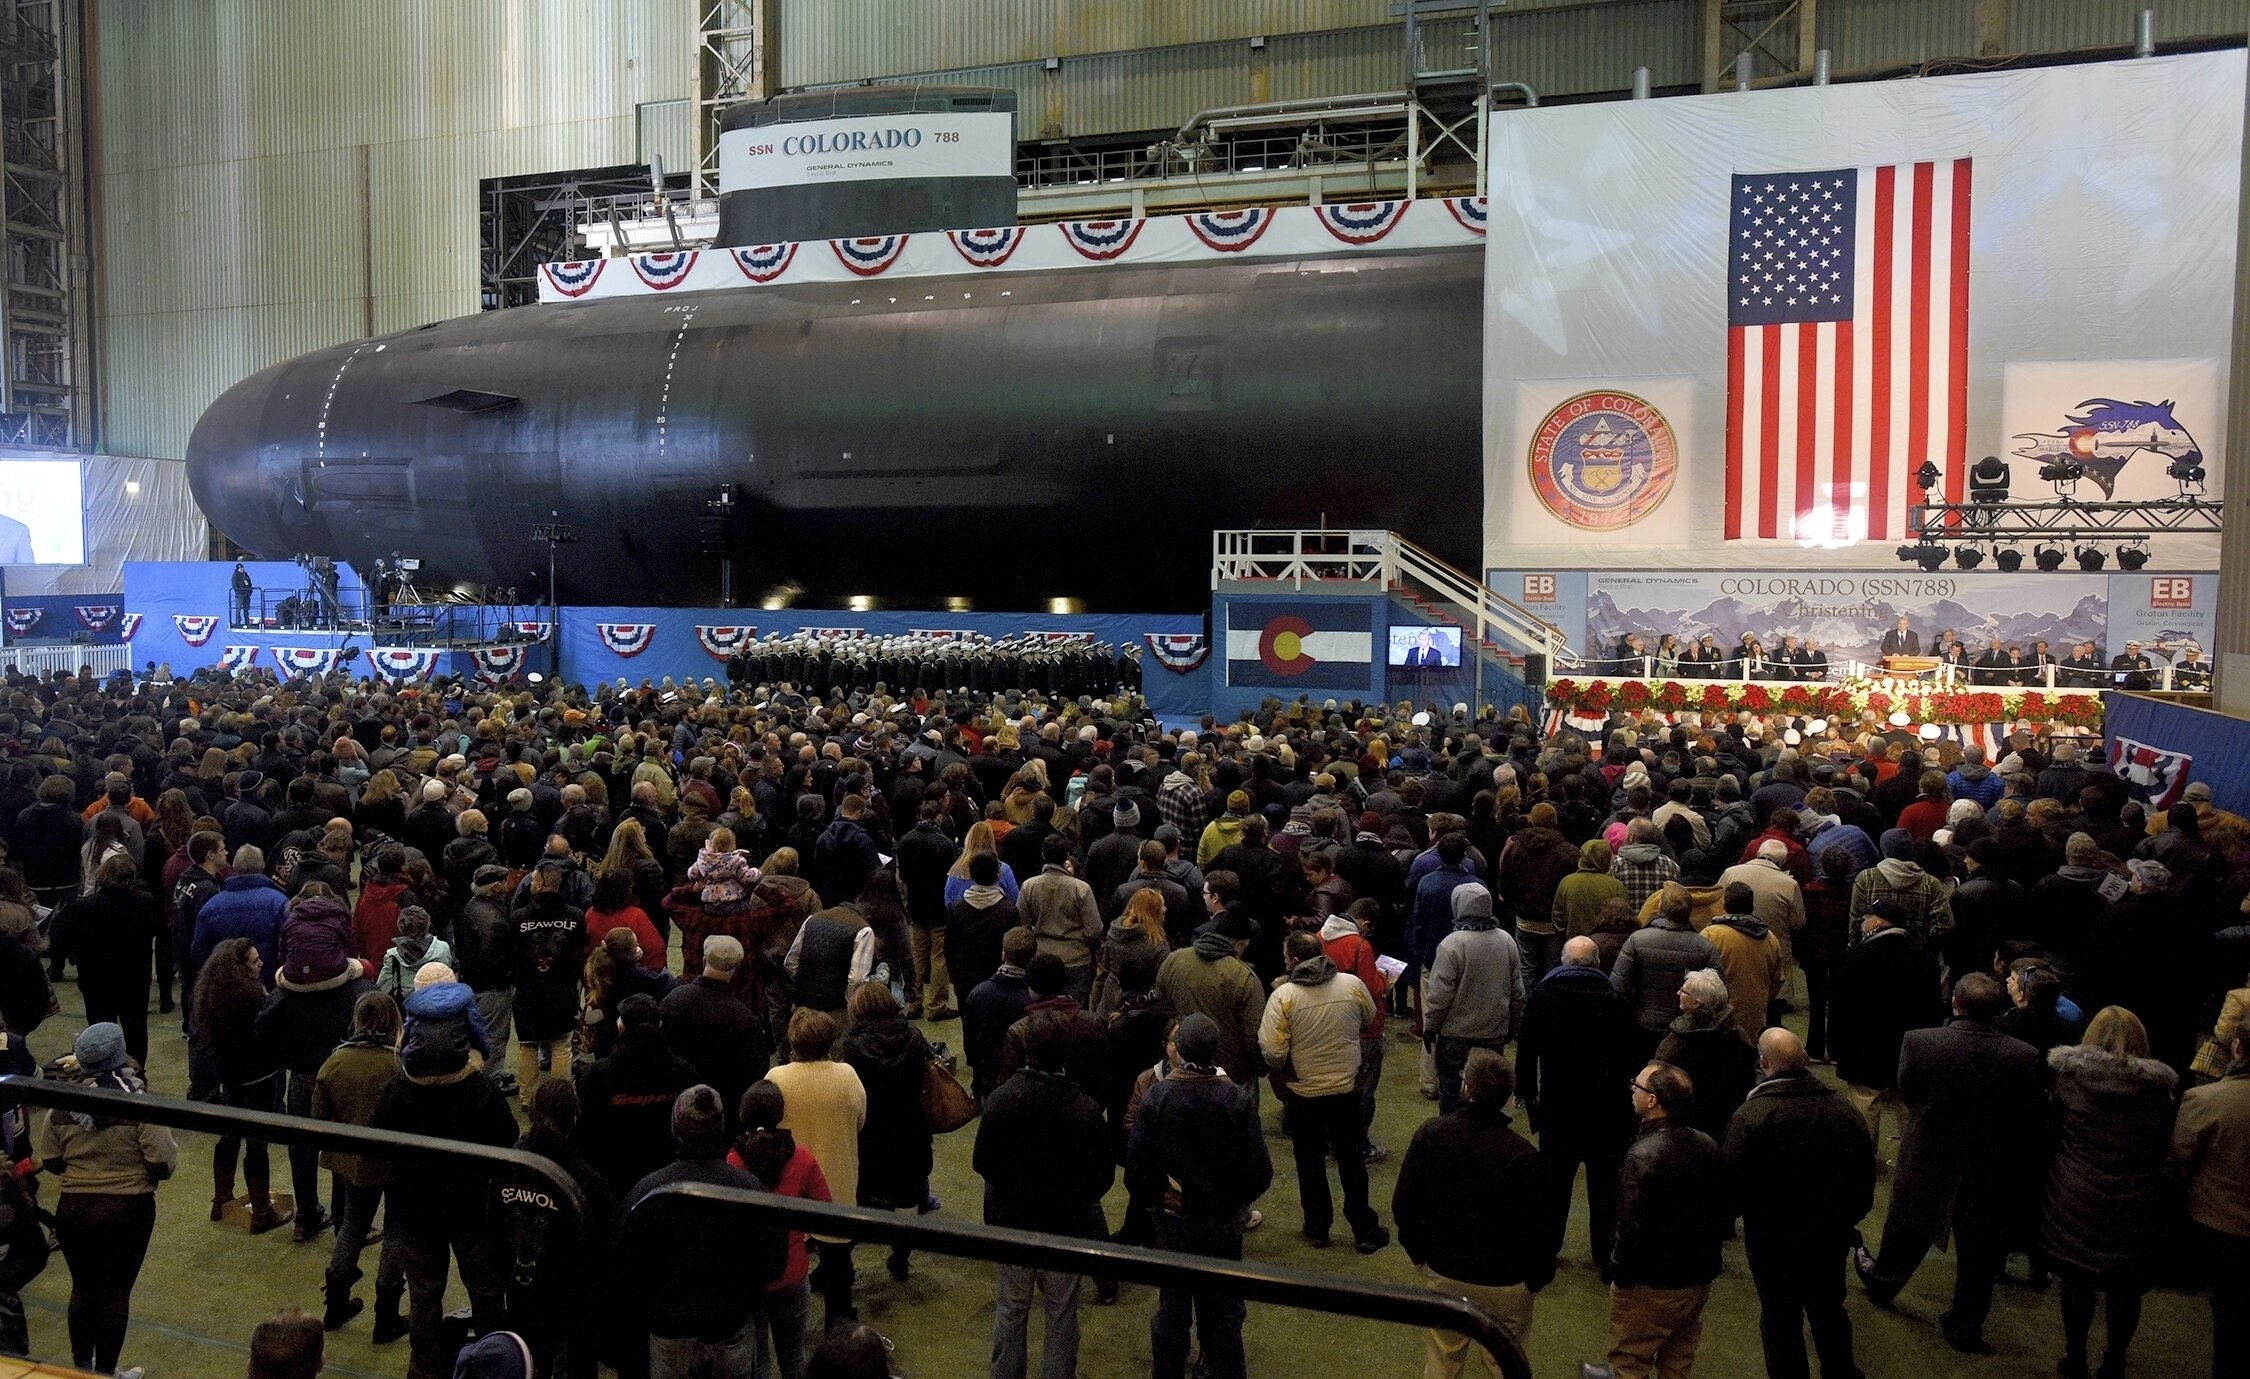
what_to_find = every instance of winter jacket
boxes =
[1715,857,1805,944]
[619,1152,787,1341]
[2040,1043,2178,1275]
[1423,891,1524,1045]
[379,933,454,1002]
[369,1060,522,1229]
[1393,1099,1555,1289]
[963,967,1035,1098]
[312,1037,401,1185]
[1608,842,1680,914]
[350,874,418,966]
[1318,914,1387,1036]
[578,1028,702,1193]
[453,894,514,992]
[10,800,83,892]
[1887,1018,2047,1250]
[511,891,589,1041]
[839,1015,936,1209]
[1518,963,1641,1147]
[37,1072,178,1196]
[1802,817,1879,875]
[52,883,163,1017]
[1656,1010,1757,1142]
[256,968,376,1075]
[764,1056,866,1211]
[661,976,771,1114]
[998,995,1110,1105]
[1701,913,1786,1045]
[1408,860,1480,971]
[1155,933,1266,1080]
[1259,954,1374,1098]
[191,873,289,976]
[894,822,957,927]
[1611,914,1720,1034]
[1091,919,1166,1018]
[1829,927,1941,1090]
[1020,865,1103,971]
[1947,761,2005,810]
[1722,1071,1874,1250]
[809,816,881,907]
[974,1067,1113,1236]
[1195,811,1246,868]
[2172,1067,2250,1237]
[1497,825,1578,935]
[1552,839,1626,939]
[1611,1120,1729,1289]
[1848,858,1954,950]
[1126,1066,1271,1219]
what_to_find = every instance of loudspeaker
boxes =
[1522,652,1548,688]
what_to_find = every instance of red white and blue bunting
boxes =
[273,646,352,676]
[947,226,1025,268]
[1144,633,1209,674]
[218,645,259,672]
[538,201,1484,303]
[731,244,797,282]
[597,623,657,657]
[510,621,553,641]
[831,235,909,277]
[117,613,142,641]
[695,625,757,661]
[630,250,700,290]
[175,614,219,647]
[908,629,977,641]
[367,648,439,680]
[1058,218,1144,261]
[1185,208,1273,253]
[541,259,605,298]
[1314,200,1410,245]
[471,645,527,678]
[74,605,118,632]
[3,608,39,636]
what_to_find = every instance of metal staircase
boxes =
[1211,529,1579,672]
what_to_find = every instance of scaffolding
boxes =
[0,0,86,450]
[692,0,770,201]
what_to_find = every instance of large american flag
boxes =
[1725,159,1971,544]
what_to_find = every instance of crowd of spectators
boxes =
[0,660,2242,1379]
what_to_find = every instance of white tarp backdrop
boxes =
[0,456,206,597]
[1483,50,2241,573]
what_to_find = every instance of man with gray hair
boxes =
[191,843,288,978]
[619,1084,787,1374]
[662,934,771,1119]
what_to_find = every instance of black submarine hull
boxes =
[185,246,1484,611]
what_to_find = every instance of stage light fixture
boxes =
[2168,456,2207,491]
[1953,545,1984,570]
[2034,544,2067,571]
[1913,460,1942,492]
[2039,459,2085,491]
[1968,456,2011,503]
[1994,547,2024,572]
[2116,543,2150,571]
[1896,541,1948,572]
[2075,544,2107,571]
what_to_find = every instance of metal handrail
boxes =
[1387,533,1577,669]
[628,1180,1533,1379]
[0,1076,588,1227]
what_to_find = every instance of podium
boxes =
[1881,656,1943,677]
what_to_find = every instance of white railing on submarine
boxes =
[1209,529,1580,673]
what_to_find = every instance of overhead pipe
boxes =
[1735,52,1753,90]
[1172,91,1412,144]
[1631,66,1651,99]
[2135,9,2155,57]
[1814,48,1832,84]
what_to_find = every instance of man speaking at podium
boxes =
[1878,615,1921,658]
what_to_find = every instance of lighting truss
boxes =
[1904,497,2223,540]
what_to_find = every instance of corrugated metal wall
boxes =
[96,0,692,461]
[98,0,2246,462]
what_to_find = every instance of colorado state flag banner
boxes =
[1224,602,1373,688]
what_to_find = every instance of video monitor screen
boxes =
[1388,624,1462,668]
[0,459,83,566]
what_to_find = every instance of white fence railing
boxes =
[1,643,133,678]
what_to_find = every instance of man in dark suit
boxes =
[1409,630,1447,668]
[2060,640,2104,688]
[1854,972,2045,1354]
[1878,617,1920,658]
[1970,638,2008,686]
[1797,638,1829,682]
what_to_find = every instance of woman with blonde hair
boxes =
[356,770,406,841]
[1092,887,1167,1017]
[2041,1006,2177,1379]
[944,820,1018,907]
[600,815,671,936]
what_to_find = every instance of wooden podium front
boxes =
[1881,656,1943,677]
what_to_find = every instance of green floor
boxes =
[14,973,2212,1379]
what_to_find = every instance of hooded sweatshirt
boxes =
[1701,910,1784,1045]
[1553,838,1627,939]
[1155,932,1266,1080]
[451,1332,534,1379]
[1318,913,1386,1036]
[1423,885,1525,1045]
[1848,855,1953,948]
[1257,952,1374,1098]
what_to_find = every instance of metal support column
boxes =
[1705,0,1821,92]
[692,0,772,201]
[2215,39,2250,715]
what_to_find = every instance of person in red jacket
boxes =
[350,844,419,965]
[1895,772,1953,842]
[1320,898,1390,1163]
[729,1080,831,1379]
